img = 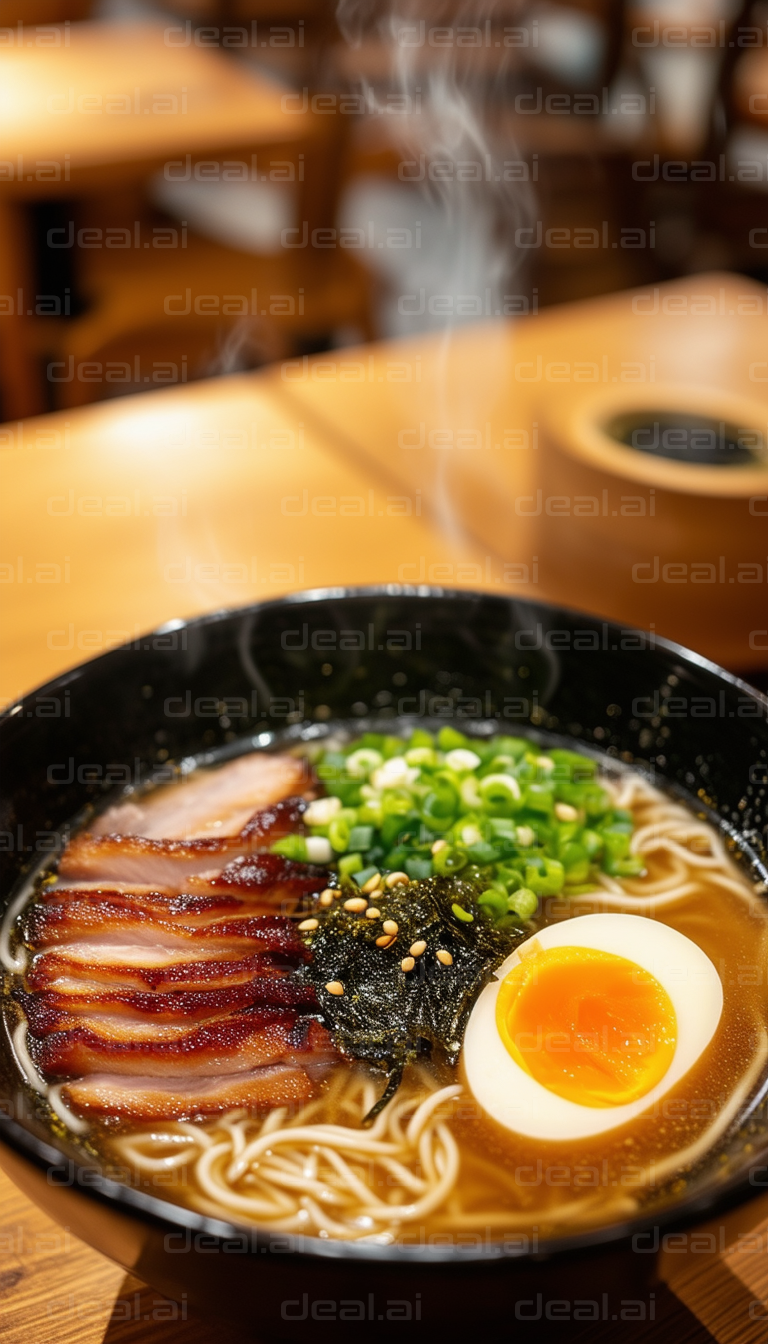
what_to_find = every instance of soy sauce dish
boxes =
[1,588,767,1340]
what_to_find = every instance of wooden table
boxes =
[0,21,316,419]
[3,303,768,1341]
[280,271,768,674]
[0,367,491,707]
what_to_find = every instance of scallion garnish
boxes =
[274,728,644,926]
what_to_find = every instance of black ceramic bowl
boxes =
[1,588,767,1340]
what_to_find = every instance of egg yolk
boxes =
[495,945,677,1108]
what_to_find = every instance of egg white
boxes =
[463,913,723,1141]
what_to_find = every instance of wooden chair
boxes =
[35,221,375,408]
[0,19,373,416]
[638,0,768,279]
[325,0,640,307]
[0,1,91,19]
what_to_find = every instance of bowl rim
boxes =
[2,583,768,1267]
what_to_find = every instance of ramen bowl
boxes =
[0,587,767,1339]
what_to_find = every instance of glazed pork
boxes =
[33,1012,335,1079]
[91,752,311,839]
[19,752,336,1121]
[63,1064,319,1121]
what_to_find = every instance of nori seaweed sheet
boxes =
[303,876,525,1117]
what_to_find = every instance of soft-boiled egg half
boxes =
[463,913,723,1142]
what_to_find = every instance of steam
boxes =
[336,0,535,328]
[336,0,536,553]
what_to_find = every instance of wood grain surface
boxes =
[0,369,491,705]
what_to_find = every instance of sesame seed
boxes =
[365,907,381,919]
[298,918,319,931]
[361,872,382,894]
[401,956,415,972]
[344,897,368,912]
[325,981,344,996]
[409,940,427,957]
[385,872,409,888]
[436,949,453,966]
[376,934,396,949]
[319,892,334,907]
[382,919,399,935]
[431,839,448,854]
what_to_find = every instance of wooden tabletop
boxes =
[0,369,491,706]
[3,270,768,698]
[280,272,768,672]
[0,21,309,196]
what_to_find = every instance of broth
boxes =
[3,730,767,1245]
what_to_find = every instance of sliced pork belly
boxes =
[34,1012,334,1079]
[25,900,314,952]
[30,1011,222,1045]
[59,832,262,887]
[47,853,325,916]
[60,791,313,887]
[27,942,308,994]
[17,977,318,1033]
[20,753,336,1124]
[41,885,250,919]
[91,753,311,840]
[237,796,307,844]
[186,853,326,908]
[63,1063,315,1120]
[57,830,315,891]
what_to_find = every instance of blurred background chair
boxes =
[0,5,374,416]
[3,0,768,415]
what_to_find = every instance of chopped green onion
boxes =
[451,902,474,923]
[346,748,383,778]
[437,727,469,752]
[432,844,468,876]
[409,728,434,749]
[308,730,641,926]
[327,817,351,853]
[524,858,565,896]
[405,857,432,881]
[347,824,374,852]
[338,852,363,877]
[270,835,308,862]
[507,887,538,921]
[478,888,508,920]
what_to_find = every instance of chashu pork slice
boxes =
[18,974,315,1025]
[91,752,311,840]
[25,901,314,953]
[56,811,316,890]
[33,1012,335,1079]
[27,1011,228,1045]
[27,938,308,994]
[17,976,318,1034]
[58,834,264,888]
[47,853,326,917]
[40,886,253,921]
[63,1063,316,1120]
